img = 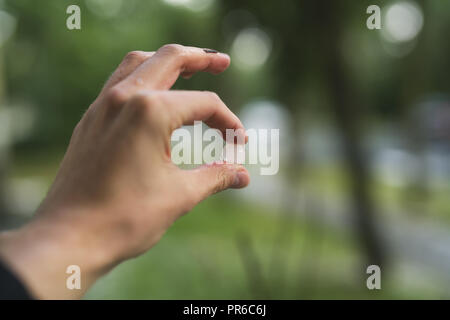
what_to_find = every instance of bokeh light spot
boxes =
[383,1,424,43]
[231,28,272,71]
[162,0,215,12]
[85,0,124,18]
[0,10,16,47]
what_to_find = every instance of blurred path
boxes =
[240,173,450,288]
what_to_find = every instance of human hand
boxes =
[0,44,250,299]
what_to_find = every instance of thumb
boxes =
[186,162,250,201]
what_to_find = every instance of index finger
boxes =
[122,44,231,91]
[129,90,246,143]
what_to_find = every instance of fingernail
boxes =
[203,48,218,54]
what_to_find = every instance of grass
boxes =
[84,193,413,299]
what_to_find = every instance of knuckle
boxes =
[131,92,157,107]
[124,50,147,63]
[204,91,221,107]
[129,92,164,121]
[105,86,128,107]
[158,44,184,57]
[205,90,220,101]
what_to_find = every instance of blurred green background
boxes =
[0,0,449,299]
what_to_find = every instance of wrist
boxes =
[0,210,117,299]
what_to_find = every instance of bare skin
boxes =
[0,44,250,299]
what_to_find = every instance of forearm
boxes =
[0,211,116,299]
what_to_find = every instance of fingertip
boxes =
[231,167,250,189]
[210,53,231,74]
[181,72,194,79]
[220,53,231,69]
[218,52,231,64]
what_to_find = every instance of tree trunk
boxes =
[321,0,386,268]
